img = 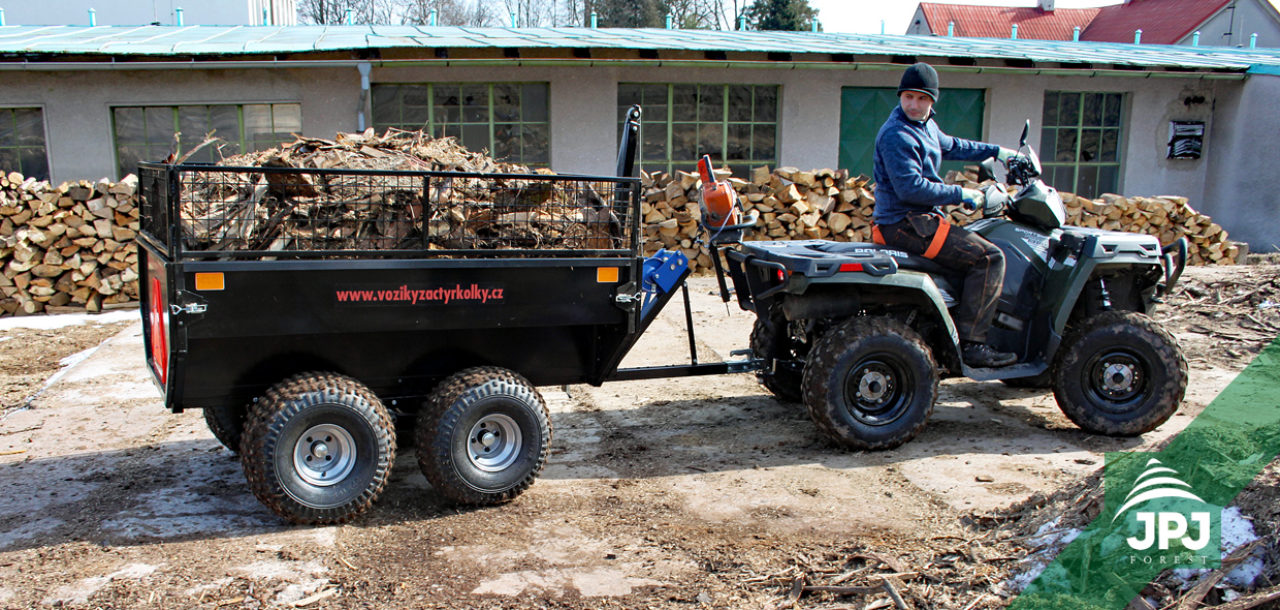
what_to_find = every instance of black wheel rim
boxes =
[842,355,914,427]
[1082,349,1150,413]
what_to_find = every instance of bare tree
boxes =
[399,0,496,25]
[299,0,397,24]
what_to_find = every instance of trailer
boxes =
[139,108,761,524]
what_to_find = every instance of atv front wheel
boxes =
[750,316,804,403]
[1052,311,1186,436]
[240,372,396,524]
[416,367,551,505]
[802,316,939,450]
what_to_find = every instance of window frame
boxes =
[0,105,51,181]
[370,82,552,167]
[1040,91,1126,199]
[617,83,781,178]
[109,102,302,179]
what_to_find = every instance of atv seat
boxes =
[805,241,953,276]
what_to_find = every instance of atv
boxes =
[707,121,1189,450]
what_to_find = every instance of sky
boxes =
[805,0,1279,35]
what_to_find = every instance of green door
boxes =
[839,87,987,180]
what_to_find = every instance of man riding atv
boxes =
[872,62,1024,368]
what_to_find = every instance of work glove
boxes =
[960,188,985,212]
[997,147,1026,165]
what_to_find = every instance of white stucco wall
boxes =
[1201,72,1280,251]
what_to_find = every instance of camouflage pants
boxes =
[877,212,1005,343]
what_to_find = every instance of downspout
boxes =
[357,62,371,131]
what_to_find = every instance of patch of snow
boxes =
[42,563,158,606]
[0,309,136,331]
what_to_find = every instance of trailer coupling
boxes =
[640,248,690,321]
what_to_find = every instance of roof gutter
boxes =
[0,56,1250,79]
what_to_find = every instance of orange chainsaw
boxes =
[697,155,758,244]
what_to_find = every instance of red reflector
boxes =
[149,277,168,387]
[839,263,865,272]
[775,269,788,281]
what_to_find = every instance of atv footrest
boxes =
[962,361,1049,382]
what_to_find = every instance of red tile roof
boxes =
[1080,0,1230,44]
[918,3,1101,40]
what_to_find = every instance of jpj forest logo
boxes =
[1110,457,1219,568]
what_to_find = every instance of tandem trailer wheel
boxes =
[240,372,396,525]
[416,367,552,506]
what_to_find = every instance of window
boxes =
[371,83,550,166]
[1041,92,1124,199]
[111,103,301,178]
[618,84,779,178]
[0,107,50,181]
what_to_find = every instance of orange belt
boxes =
[871,216,951,260]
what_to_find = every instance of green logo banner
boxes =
[1010,335,1280,609]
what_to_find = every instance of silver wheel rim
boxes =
[467,414,522,473]
[293,424,357,487]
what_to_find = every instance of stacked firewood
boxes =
[640,164,1240,272]
[0,173,140,315]
[642,166,880,272]
[945,168,1241,265]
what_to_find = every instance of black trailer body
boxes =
[139,165,657,415]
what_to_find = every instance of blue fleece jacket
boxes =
[872,106,1000,226]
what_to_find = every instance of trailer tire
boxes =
[240,372,395,525]
[750,316,804,403]
[416,367,550,506]
[1053,311,1186,436]
[802,316,938,451]
[203,403,247,453]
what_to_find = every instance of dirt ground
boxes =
[0,264,1276,610]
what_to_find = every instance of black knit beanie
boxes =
[898,62,940,102]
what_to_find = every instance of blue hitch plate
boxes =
[641,249,689,319]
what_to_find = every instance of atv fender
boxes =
[787,271,960,355]
[1049,235,1165,334]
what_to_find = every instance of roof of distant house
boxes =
[1081,0,1231,44]
[917,3,1100,40]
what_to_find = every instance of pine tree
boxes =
[742,0,819,31]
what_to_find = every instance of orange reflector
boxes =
[194,272,225,291]
[839,263,865,273]
[596,267,620,283]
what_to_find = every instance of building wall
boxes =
[2,62,1274,249]
[1,0,296,26]
[1201,73,1280,251]
[1185,0,1280,47]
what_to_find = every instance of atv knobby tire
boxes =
[416,367,551,506]
[750,316,804,403]
[1052,311,1187,436]
[802,316,939,450]
[240,372,395,525]
[203,402,247,453]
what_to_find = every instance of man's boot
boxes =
[962,341,1017,368]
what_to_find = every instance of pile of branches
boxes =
[178,129,620,253]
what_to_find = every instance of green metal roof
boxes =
[0,25,1277,72]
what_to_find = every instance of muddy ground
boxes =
[0,265,1276,609]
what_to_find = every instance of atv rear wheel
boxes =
[802,316,939,450]
[750,316,804,403]
[416,367,551,505]
[1052,311,1186,436]
[240,372,396,524]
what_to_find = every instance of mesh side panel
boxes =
[170,167,637,257]
[138,165,171,249]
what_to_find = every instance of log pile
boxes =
[640,164,1241,273]
[945,167,1241,265]
[0,172,140,315]
[182,129,618,253]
